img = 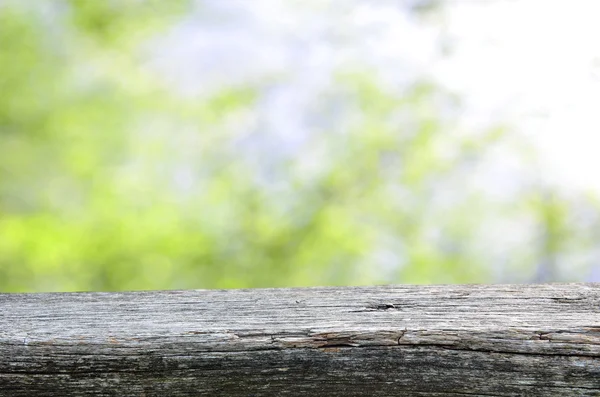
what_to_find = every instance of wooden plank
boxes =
[1,283,600,396]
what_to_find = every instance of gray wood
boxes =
[1,283,600,396]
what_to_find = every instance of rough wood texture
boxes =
[1,283,600,396]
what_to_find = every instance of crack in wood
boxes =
[3,283,600,396]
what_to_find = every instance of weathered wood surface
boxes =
[1,283,600,396]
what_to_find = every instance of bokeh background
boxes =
[1,0,600,292]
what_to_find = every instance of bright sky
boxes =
[155,0,600,194]
[442,0,600,193]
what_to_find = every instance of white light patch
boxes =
[442,0,600,193]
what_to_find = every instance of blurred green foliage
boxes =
[0,1,596,292]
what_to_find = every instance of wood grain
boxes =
[1,283,600,396]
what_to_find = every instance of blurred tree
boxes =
[0,1,595,292]
[0,1,192,291]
